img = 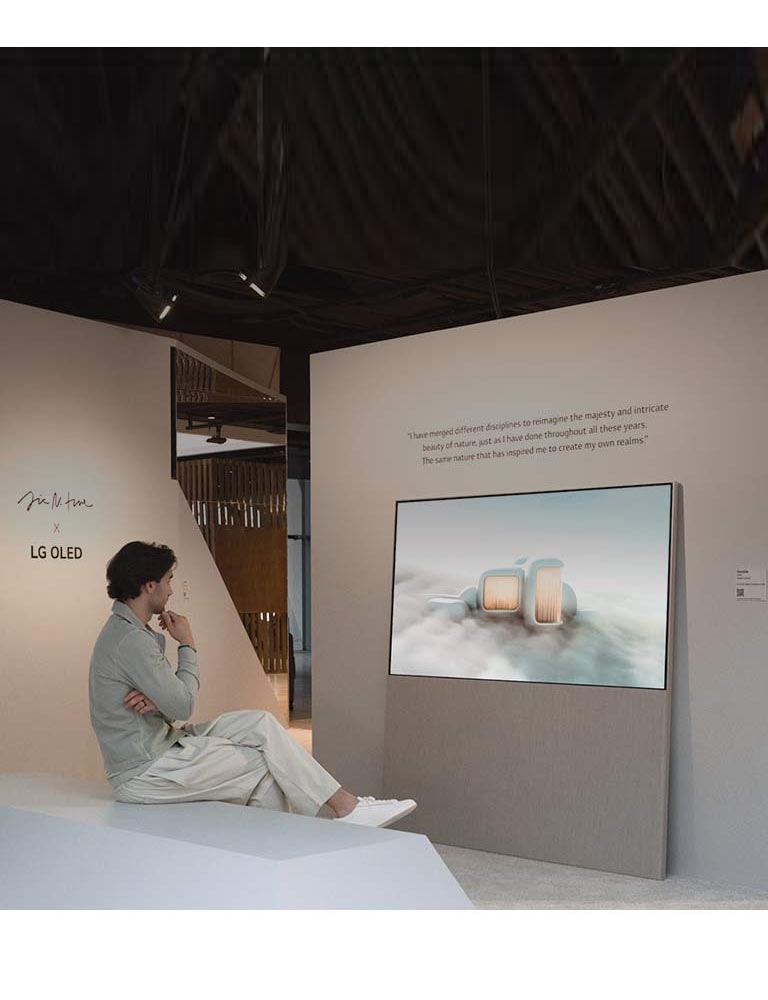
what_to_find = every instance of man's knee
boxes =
[246,709,277,726]
[217,708,280,734]
[217,708,275,724]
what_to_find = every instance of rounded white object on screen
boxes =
[459,585,478,609]
[562,582,577,619]
[426,597,469,622]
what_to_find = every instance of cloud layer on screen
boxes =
[390,569,667,688]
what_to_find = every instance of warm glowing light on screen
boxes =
[535,566,562,623]
[482,575,520,611]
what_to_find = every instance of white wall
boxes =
[0,300,282,786]
[311,271,768,889]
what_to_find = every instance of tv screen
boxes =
[388,482,675,689]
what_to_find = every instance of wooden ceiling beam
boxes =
[754,228,768,266]
[616,138,680,248]
[64,53,197,265]
[581,186,632,264]
[677,62,739,198]
[528,49,676,264]
[532,50,585,130]
[513,66,562,157]
[560,50,670,262]
[153,58,274,272]
[651,108,714,232]
[732,205,768,265]
[505,50,688,262]
[595,162,655,262]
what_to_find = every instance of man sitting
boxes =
[89,540,416,828]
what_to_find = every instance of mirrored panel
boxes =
[173,347,288,673]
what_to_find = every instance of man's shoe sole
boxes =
[378,801,418,828]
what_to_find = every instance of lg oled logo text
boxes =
[30,545,83,560]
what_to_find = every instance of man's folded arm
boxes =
[115,631,200,720]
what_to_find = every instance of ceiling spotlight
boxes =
[237,272,266,298]
[158,294,178,321]
[130,272,178,323]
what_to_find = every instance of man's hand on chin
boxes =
[158,610,195,648]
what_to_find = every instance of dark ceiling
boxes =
[1,47,767,424]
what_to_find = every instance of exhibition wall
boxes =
[0,300,282,786]
[311,271,768,887]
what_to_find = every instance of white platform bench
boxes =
[0,772,472,909]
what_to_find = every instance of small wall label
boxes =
[735,568,767,601]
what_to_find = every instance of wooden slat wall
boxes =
[177,456,288,672]
[176,352,217,401]
[240,611,289,673]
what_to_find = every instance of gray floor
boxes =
[434,843,768,909]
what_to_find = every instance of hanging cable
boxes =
[158,100,193,274]
[481,49,503,320]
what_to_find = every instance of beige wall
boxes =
[0,301,283,787]
[311,271,768,888]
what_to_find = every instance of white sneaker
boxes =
[336,796,417,828]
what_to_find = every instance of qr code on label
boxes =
[737,588,745,597]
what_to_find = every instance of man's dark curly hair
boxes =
[106,541,176,601]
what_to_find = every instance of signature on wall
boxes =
[16,490,95,513]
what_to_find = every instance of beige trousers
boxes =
[114,710,340,816]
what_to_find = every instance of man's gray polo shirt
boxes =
[89,600,200,788]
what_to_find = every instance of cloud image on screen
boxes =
[388,483,674,689]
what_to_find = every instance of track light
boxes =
[238,272,267,298]
[130,272,178,323]
[158,295,178,321]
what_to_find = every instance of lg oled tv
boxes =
[388,482,675,689]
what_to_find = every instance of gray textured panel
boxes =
[384,679,671,878]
